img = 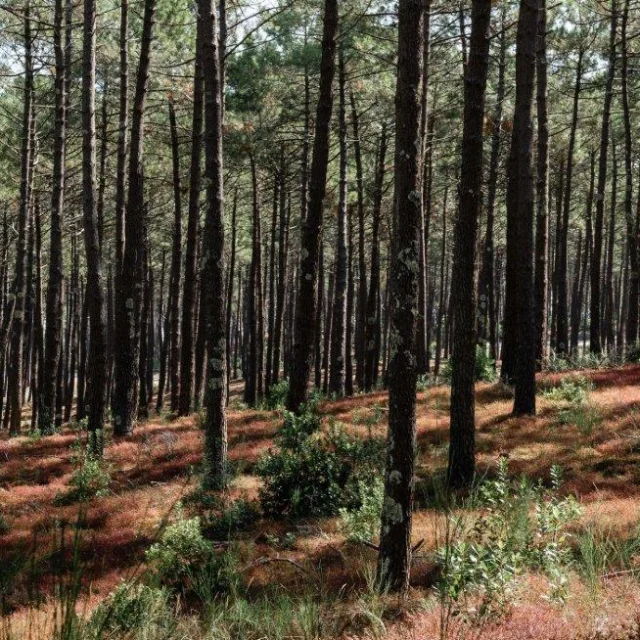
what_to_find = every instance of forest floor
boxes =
[4,367,640,638]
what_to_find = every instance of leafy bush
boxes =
[276,409,322,449]
[542,375,603,436]
[436,459,582,618]
[202,497,261,539]
[555,403,603,436]
[146,513,237,599]
[442,345,497,384]
[146,515,212,584]
[54,456,111,505]
[542,375,593,404]
[90,582,173,636]
[265,379,290,409]
[544,349,615,373]
[257,407,385,519]
[339,477,384,543]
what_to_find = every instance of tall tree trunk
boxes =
[82,0,108,453]
[479,5,505,362]
[265,170,278,394]
[505,0,537,415]
[178,19,203,416]
[376,0,424,594]
[113,0,156,435]
[534,0,549,365]
[447,0,492,489]
[8,3,34,436]
[350,92,367,390]
[272,165,290,384]
[168,97,183,413]
[225,192,237,403]
[329,50,348,396]
[200,0,227,489]
[621,0,637,348]
[286,0,338,413]
[591,0,617,355]
[364,126,387,391]
[39,0,66,435]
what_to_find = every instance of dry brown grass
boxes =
[3,367,640,637]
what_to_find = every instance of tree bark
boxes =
[113,0,156,435]
[447,0,492,489]
[286,0,338,413]
[591,0,617,355]
[376,0,424,594]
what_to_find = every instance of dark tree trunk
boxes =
[245,154,264,406]
[113,0,156,435]
[329,50,348,396]
[8,4,34,436]
[364,126,387,391]
[434,186,449,377]
[591,0,617,355]
[286,0,338,413]
[225,192,237,403]
[376,0,424,594]
[557,46,583,357]
[200,0,227,490]
[478,5,505,362]
[533,0,549,365]
[168,97,183,413]
[82,0,108,453]
[447,0,492,489]
[265,170,279,394]
[178,19,204,416]
[272,164,290,385]
[350,92,367,390]
[621,0,637,348]
[40,0,66,435]
[505,0,538,415]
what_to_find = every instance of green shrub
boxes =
[436,459,582,618]
[257,408,385,519]
[542,375,593,404]
[55,456,111,505]
[339,477,384,543]
[442,345,497,384]
[90,582,173,636]
[202,497,261,539]
[555,402,603,436]
[276,409,322,449]
[265,379,290,409]
[146,514,212,584]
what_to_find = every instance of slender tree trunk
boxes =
[376,0,424,594]
[168,97,183,413]
[621,0,637,348]
[286,0,338,413]
[40,0,66,434]
[8,4,34,436]
[329,50,348,396]
[534,0,549,365]
[200,0,227,489]
[365,126,387,391]
[82,0,108,453]
[504,0,538,415]
[272,166,290,384]
[350,92,367,390]
[447,0,492,489]
[113,0,156,435]
[479,5,505,363]
[178,20,204,416]
[591,0,617,355]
